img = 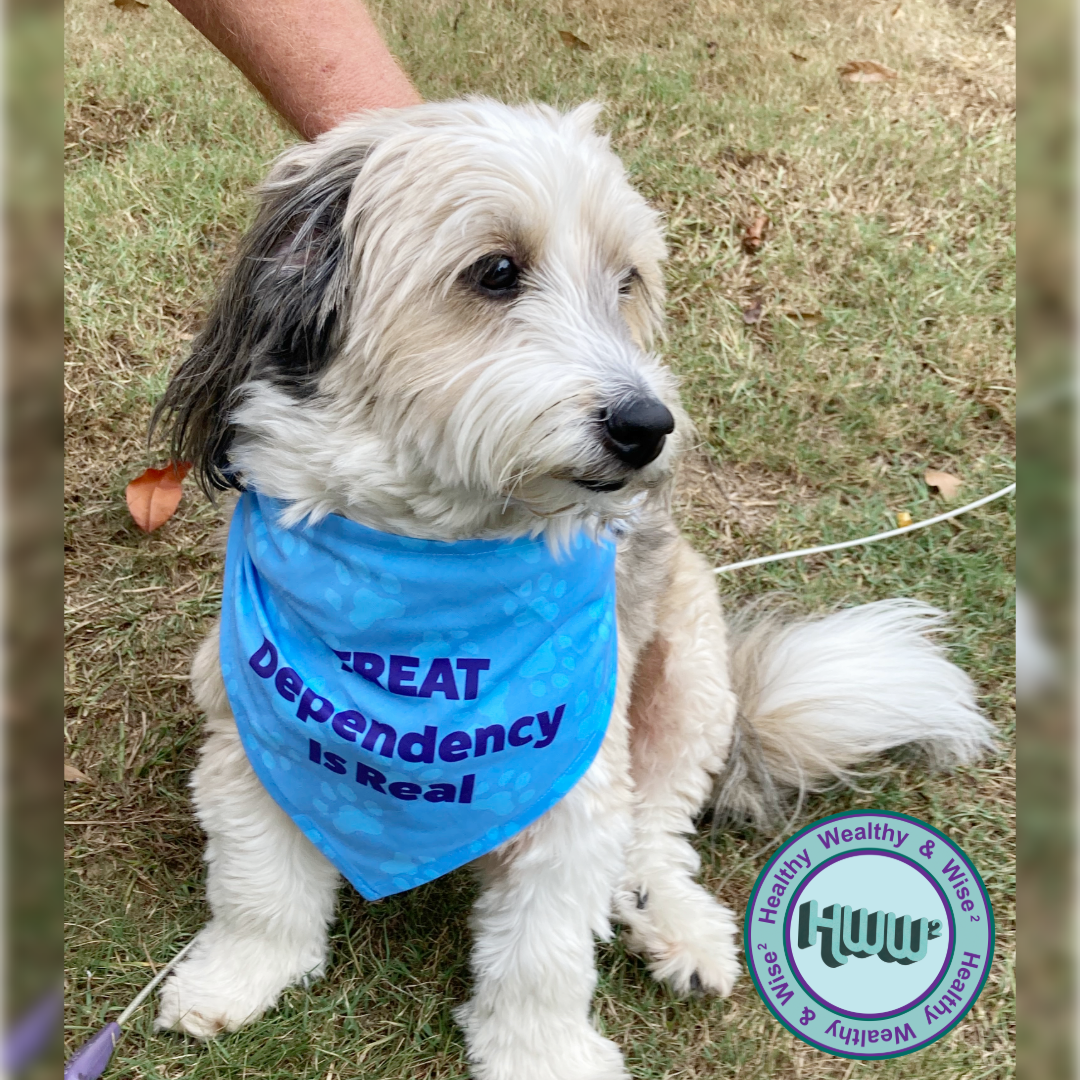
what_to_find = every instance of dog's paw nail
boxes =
[689,971,703,994]
[635,888,648,910]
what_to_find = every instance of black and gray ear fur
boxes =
[151,139,370,495]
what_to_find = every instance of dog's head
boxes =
[154,99,686,539]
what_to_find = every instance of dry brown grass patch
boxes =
[64,90,154,167]
[674,447,814,551]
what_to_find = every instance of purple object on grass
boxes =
[62,938,194,1080]
[63,1023,121,1080]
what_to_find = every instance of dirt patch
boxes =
[64,91,153,167]
[673,445,813,547]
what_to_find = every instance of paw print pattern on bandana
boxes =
[333,805,383,836]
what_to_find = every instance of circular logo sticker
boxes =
[744,810,994,1059]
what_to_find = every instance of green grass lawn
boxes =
[64,0,1015,1075]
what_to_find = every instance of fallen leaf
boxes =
[790,52,808,62]
[924,468,962,499]
[706,40,718,58]
[126,461,192,533]
[742,301,763,325]
[558,30,592,51]
[896,511,913,528]
[891,2,903,16]
[65,761,92,783]
[782,310,825,326]
[742,214,768,254]
[837,60,898,83]
[112,0,149,9]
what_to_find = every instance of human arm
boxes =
[168,0,422,140]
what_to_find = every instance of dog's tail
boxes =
[712,599,994,830]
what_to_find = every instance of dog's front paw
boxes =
[455,999,630,1080]
[155,922,327,1038]
[617,883,740,998]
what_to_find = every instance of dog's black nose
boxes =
[603,398,675,469]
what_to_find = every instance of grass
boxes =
[64,0,1014,1075]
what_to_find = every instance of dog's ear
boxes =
[151,139,370,495]
[565,100,605,137]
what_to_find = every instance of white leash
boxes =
[713,483,1016,575]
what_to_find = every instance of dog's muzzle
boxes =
[571,396,675,493]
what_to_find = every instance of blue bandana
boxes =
[220,491,618,900]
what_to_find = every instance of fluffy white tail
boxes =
[713,599,995,829]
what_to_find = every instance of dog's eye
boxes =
[469,254,522,296]
[619,267,640,299]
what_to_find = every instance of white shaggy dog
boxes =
[151,99,992,1079]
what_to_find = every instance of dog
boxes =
[150,99,993,1080]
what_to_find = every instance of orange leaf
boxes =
[837,60,898,83]
[126,461,192,532]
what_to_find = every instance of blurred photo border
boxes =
[9,0,63,1075]
[1018,0,1075,1075]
